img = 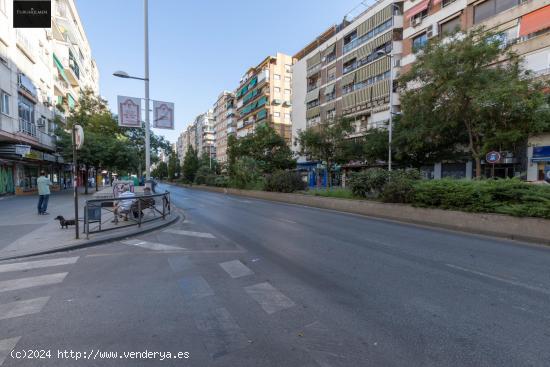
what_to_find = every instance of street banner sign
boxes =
[153,100,174,129]
[117,96,141,128]
[485,151,501,164]
[74,124,84,150]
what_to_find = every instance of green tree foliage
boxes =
[167,151,180,180]
[152,161,168,180]
[227,124,295,175]
[397,29,550,176]
[182,145,199,183]
[297,117,355,187]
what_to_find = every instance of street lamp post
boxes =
[377,50,395,172]
[113,0,151,181]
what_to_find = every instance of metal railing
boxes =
[83,191,171,239]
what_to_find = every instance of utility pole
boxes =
[144,0,151,180]
[72,125,79,239]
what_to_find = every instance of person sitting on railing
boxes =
[112,187,136,223]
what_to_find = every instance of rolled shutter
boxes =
[305,88,320,103]
[341,72,356,87]
[306,52,321,68]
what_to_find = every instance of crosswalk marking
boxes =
[244,282,296,314]
[179,275,214,300]
[0,273,67,293]
[0,257,79,274]
[163,229,216,239]
[0,297,50,321]
[120,239,185,252]
[0,337,21,366]
[219,260,254,279]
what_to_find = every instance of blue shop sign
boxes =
[532,146,550,162]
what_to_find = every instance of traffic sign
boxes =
[486,151,501,164]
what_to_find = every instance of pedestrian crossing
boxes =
[0,256,78,366]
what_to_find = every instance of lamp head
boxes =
[113,70,130,78]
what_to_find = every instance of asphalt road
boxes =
[1,182,549,366]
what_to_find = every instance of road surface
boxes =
[1,183,549,366]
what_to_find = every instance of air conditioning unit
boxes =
[426,25,438,39]
[412,16,422,27]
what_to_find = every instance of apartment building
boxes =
[194,110,216,160]
[0,0,99,195]
[235,52,294,144]
[213,91,236,164]
[402,0,550,180]
[292,0,404,161]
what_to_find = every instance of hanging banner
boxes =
[153,100,174,130]
[74,124,84,150]
[117,96,141,128]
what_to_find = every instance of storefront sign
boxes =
[117,96,141,128]
[485,151,501,164]
[15,145,31,156]
[153,101,175,129]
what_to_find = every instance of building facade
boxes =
[292,0,404,156]
[401,0,550,180]
[213,91,236,164]
[236,52,294,144]
[0,0,99,195]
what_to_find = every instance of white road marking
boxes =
[0,273,67,293]
[0,257,79,274]
[0,337,21,366]
[0,297,50,320]
[164,229,216,239]
[120,240,185,252]
[179,275,214,300]
[446,264,550,296]
[244,282,296,314]
[219,260,254,278]
[277,218,297,224]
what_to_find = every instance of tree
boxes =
[182,145,199,183]
[167,151,179,180]
[398,29,550,177]
[227,124,295,174]
[152,161,168,180]
[297,117,355,187]
[361,128,390,165]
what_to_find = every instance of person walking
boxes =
[37,171,52,215]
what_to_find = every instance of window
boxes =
[411,9,428,24]
[18,95,34,123]
[274,74,281,80]
[284,89,291,95]
[474,0,519,24]
[327,66,336,82]
[1,90,9,115]
[326,109,336,120]
[442,0,456,6]
[440,17,461,35]
[274,87,281,93]
[273,112,280,117]
[412,33,428,52]
[285,76,291,82]
[284,113,291,121]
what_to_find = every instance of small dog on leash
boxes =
[54,215,76,229]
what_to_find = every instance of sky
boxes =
[77,0,364,143]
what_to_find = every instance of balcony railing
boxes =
[19,119,56,147]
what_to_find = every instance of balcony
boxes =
[18,119,56,148]
[227,127,236,134]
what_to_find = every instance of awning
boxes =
[519,5,550,37]
[341,71,356,87]
[306,52,321,68]
[67,93,76,110]
[305,89,320,103]
[322,43,336,58]
[324,83,335,95]
[405,0,429,19]
[53,53,70,83]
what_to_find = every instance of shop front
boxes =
[530,145,550,182]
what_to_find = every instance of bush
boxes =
[194,166,213,185]
[230,157,263,190]
[381,177,415,203]
[348,168,388,198]
[348,168,421,198]
[264,170,306,193]
[214,176,229,188]
[411,179,550,218]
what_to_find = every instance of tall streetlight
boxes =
[376,49,396,172]
[113,0,151,180]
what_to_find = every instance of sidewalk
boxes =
[0,187,178,260]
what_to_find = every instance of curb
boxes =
[0,211,182,262]
[174,184,550,246]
